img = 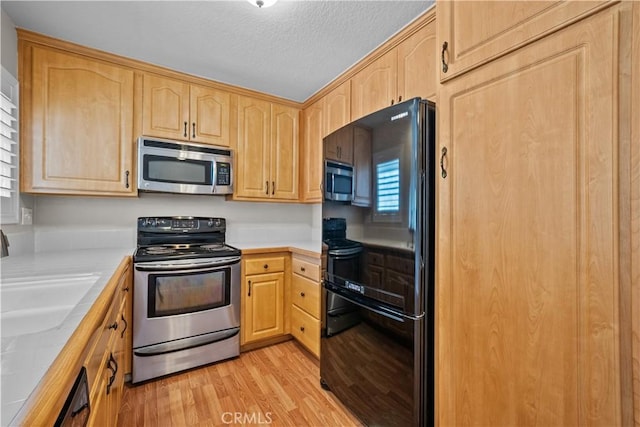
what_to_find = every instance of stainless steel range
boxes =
[132,216,241,384]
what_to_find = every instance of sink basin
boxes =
[1,274,99,337]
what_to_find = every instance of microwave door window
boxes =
[144,155,213,185]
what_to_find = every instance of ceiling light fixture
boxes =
[247,0,277,8]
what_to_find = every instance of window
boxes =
[376,158,400,212]
[1,67,19,224]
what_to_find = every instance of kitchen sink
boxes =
[1,274,99,337]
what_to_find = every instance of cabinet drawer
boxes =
[291,275,320,318]
[245,256,285,275]
[290,304,320,358]
[291,257,320,281]
[84,289,121,398]
[366,251,385,266]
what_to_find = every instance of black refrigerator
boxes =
[321,98,435,427]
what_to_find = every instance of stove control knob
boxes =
[149,218,157,227]
[215,219,221,227]
[207,219,213,227]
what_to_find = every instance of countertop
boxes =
[0,240,319,425]
[0,248,134,427]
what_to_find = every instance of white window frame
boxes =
[1,66,20,225]
[372,146,402,224]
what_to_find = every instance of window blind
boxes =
[376,158,400,212]
[0,91,18,198]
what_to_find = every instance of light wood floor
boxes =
[117,340,363,426]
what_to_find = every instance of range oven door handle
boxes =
[134,256,241,271]
[327,247,362,257]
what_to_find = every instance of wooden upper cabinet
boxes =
[234,96,299,201]
[437,6,625,425]
[143,74,230,146]
[438,0,613,81]
[351,18,437,120]
[324,126,353,164]
[300,100,323,202]
[351,127,371,207]
[397,19,437,102]
[270,104,299,200]
[351,49,397,121]
[324,81,351,135]
[21,45,136,195]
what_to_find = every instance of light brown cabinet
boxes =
[437,1,612,81]
[234,96,299,201]
[290,255,321,358]
[300,81,351,202]
[437,5,628,426]
[20,44,135,196]
[142,74,231,146]
[351,19,436,120]
[242,255,289,345]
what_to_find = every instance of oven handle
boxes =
[327,247,362,257]
[134,256,241,271]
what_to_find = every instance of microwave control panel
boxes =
[216,162,231,186]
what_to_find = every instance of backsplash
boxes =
[4,193,320,254]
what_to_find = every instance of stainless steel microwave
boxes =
[137,137,233,195]
[324,160,353,202]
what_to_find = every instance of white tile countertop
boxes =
[0,248,134,427]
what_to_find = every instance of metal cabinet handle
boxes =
[248,280,252,297]
[300,267,306,272]
[398,96,402,102]
[121,314,128,339]
[192,122,196,138]
[300,326,305,332]
[108,321,118,331]
[123,286,129,292]
[125,170,130,189]
[265,181,269,195]
[440,147,448,178]
[183,121,188,138]
[263,264,269,269]
[300,292,305,297]
[441,41,449,73]
[272,181,275,195]
[391,99,394,105]
[106,353,117,395]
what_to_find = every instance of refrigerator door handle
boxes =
[326,283,424,322]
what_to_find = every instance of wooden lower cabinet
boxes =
[289,254,321,358]
[437,5,629,426]
[241,254,290,346]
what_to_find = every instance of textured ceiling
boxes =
[2,0,434,102]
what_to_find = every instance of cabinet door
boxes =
[142,74,190,140]
[324,80,351,135]
[270,104,299,200]
[437,1,612,81]
[324,126,353,164]
[190,84,231,146]
[350,50,397,120]
[397,19,437,102]
[24,46,135,195]
[243,272,285,343]
[301,100,324,202]
[235,96,271,198]
[352,127,371,207]
[437,8,621,426]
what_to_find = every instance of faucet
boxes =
[1,229,9,257]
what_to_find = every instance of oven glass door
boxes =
[147,268,230,317]
[143,154,213,185]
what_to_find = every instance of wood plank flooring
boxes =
[117,341,363,426]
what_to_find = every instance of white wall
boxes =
[33,194,319,251]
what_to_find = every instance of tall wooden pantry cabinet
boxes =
[436,2,638,426]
